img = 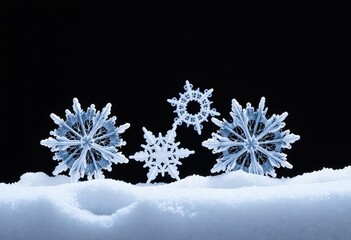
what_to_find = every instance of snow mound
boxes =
[1,166,351,240]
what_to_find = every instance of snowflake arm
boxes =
[40,97,130,182]
[130,127,195,183]
[202,96,300,177]
[167,80,220,135]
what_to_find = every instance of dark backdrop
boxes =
[1,0,350,184]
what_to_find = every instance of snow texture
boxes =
[129,127,195,183]
[203,97,300,177]
[167,80,220,135]
[40,98,130,182]
[1,166,351,240]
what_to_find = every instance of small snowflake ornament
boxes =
[40,97,130,182]
[130,127,195,183]
[202,96,300,177]
[167,80,220,135]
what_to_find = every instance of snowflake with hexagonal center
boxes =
[130,127,195,183]
[40,98,130,182]
[167,80,220,135]
[202,96,300,177]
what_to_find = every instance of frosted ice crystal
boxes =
[167,80,220,135]
[40,98,130,182]
[130,127,195,183]
[202,97,300,177]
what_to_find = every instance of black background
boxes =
[1,0,350,184]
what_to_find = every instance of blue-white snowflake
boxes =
[40,98,130,182]
[130,127,195,183]
[167,80,220,135]
[202,96,300,177]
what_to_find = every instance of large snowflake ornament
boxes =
[202,96,300,177]
[40,97,130,182]
[130,127,195,183]
[167,80,220,135]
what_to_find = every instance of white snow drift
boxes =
[1,166,351,240]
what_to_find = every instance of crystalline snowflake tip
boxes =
[130,126,195,183]
[202,96,300,178]
[40,97,130,182]
[167,80,220,135]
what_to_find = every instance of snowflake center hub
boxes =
[244,137,259,151]
[152,151,171,163]
[81,136,94,149]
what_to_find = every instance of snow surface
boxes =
[1,167,351,240]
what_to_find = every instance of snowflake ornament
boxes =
[167,80,220,135]
[40,97,130,182]
[202,96,300,177]
[130,127,195,183]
